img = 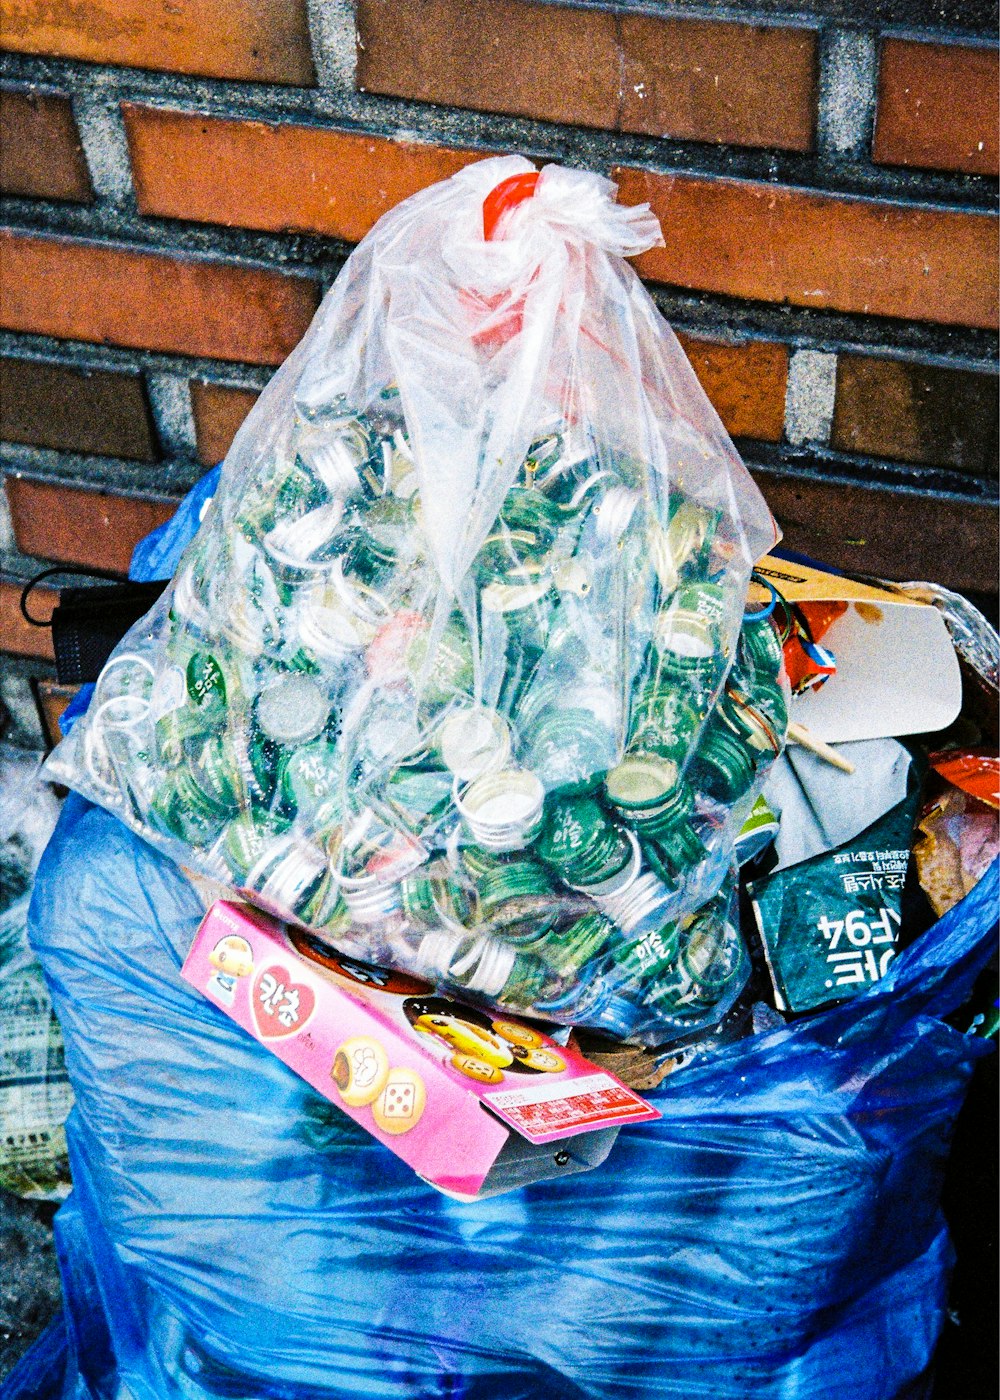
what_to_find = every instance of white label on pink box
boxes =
[182,900,659,1196]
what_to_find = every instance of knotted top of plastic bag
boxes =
[258,155,773,594]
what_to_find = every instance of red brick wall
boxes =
[0,0,996,743]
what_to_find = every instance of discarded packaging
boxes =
[183,898,658,1198]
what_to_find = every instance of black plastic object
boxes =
[20,569,167,684]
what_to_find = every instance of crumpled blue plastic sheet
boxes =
[11,781,995,1399]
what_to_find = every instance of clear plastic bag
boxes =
[47,157,784,1045]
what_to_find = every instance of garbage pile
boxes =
[10,155,997,1400]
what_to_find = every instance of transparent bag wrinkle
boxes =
[47,157,785,1045]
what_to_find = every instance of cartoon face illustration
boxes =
[450,1053,504,1084]
[491,1019,543,1050]
[206,935,254,1005]
[209,935,254,979]
[512,1046,566,1074]
[412,1014,513,1069]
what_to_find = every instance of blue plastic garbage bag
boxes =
[17,786,996,1400]
[21,470,998,1398]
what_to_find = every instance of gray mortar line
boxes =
[817,25,879,162]
[305,0,358,99]
[71,72,138,207]
[784,348,839,446]
[144,372,198,461]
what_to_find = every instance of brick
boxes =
[32,677,79,747]
[874,39,999,177]
[832,355,998,475]
[5,476,177,573]
[620,17,816,152]
[676,334,788,443]
[191,380,260,466]
[0,0,315,86]
[0,577,56,660]
[614,168,999,330]
[1,357,158,461]
[357,0,817,152]
[754,471,999,594]
[0,231,320,366]
[357,0,620,130]
[0,87,91,201]
[124,106,483,243]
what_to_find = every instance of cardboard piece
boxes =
[756,555,961,744]
[182,901,659,1200]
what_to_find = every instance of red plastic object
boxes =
[782,600,847,694]
[483,170,540,241]
[930,750,1000,811]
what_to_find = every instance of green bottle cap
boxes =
[652,610,719,672]
[400,870,471,929]
[278,740,342,823]
[386,769,453,833]
[540,910,616,976]
[535,794,632,888]
[611,921,681,984]
[461,848,556,919]
[399,872,439,926]
[405,619,474,708]
[692,719,757,804]
[223,811,291,880]
[678,912,747,1001]
[526,706,615,793]
[629,782,696,841]
[720,681,787,755]
[604,755,680,813]
[457,768,545,851]
[627,684,702,763]
[256,675,329,745]
[186,652,227,711]
[739,616,785,675]
[188,734,243,812]
[499,952,554,1006]
[154,700,212,768]
[148,769,227,846]
[673,578,727,622]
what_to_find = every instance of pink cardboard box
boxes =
[182,900,659,1199]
